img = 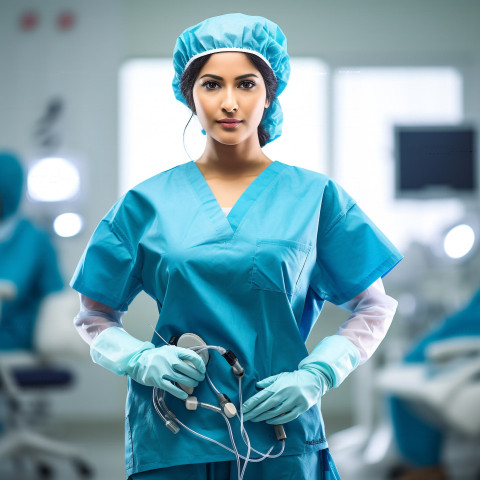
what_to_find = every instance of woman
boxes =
[71,13,403,480]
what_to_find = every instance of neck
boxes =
[196,135,271,176]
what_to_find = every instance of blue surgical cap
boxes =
[0,151,24,220]
[172,13,291,144]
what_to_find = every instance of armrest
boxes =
[426,337,480,364]
[376,357,480,414]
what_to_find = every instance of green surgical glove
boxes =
[242,335,360,424]
[90,326,206,400]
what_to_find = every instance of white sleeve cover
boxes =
[336,278,398,364]
[73,294,125,345]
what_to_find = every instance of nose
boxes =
[221,86,238,113]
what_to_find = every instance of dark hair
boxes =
[179,53,278,147]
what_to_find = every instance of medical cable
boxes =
[152,362,285,462]
[152,366,285,459]
[198,349,285,458]
[155,374,266,460]
[153,386,284,478]
[154,387,244,478]
[150,329,285,477]
[149,323,170,346]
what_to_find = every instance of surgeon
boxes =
[0,151,64,350]
[70,13,403,480]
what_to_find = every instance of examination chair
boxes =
[0,289,93,479]
[376,337,480,480]
[329,337,480,480]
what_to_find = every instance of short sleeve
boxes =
[70,195,143,311]
[310,179,403,306]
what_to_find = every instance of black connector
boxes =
[222,350,244,377]
[222,349,238,366]
[168,336,178,346]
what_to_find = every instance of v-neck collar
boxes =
[184,160,286,239]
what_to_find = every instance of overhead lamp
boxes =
[53,212,84,238]
[443,223,476,259]
[27,157,80,202]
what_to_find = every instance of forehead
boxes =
[198,52,259,76]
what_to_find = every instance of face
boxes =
[192,52,270,146]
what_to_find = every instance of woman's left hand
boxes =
[241,369,328,425]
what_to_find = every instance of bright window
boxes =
[333,67,464,251]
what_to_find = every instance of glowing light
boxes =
[28,157,80,202]
[53,213,83,238]
[443,224,475,259]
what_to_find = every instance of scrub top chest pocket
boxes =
[249,239,311,296]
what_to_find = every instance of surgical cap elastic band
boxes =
[184,47,273,73]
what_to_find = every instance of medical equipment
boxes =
[330,283,480,480]
[151,331,286,480]
[376,337,480,479]
[394,124,478,201]
[377,337,480,437]
[0,282,93,478]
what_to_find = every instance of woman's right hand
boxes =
[88,326,206,400]
[126,344,206,399]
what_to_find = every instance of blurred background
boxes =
[1,0,479,479]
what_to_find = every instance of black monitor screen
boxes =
[395,125,477,198]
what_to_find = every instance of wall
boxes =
[1,0,479,423]
[0,0,126,419]
[0,0,123,275]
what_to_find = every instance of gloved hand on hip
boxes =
[242,335,360,424]
[90,326,206,400]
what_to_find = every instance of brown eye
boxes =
[202,81,219,90]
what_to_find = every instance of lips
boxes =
[217,119,242,129]
[217,119,242,124]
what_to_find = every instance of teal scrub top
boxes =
[0,218,64,350]
[70,160,403,477]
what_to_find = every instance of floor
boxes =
[0,420,125,480]
[0,417,388,480]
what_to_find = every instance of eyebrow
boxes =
[199,73,259,80]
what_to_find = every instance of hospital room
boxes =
[1,1,479,479]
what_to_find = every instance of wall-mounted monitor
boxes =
[394,124,477,200]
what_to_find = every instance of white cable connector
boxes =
[185,396,198,410]
[150,332,285,480]
[217,392,237,418]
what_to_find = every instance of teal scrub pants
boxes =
[129,449,341,479]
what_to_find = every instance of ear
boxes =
[265,99,270,109]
